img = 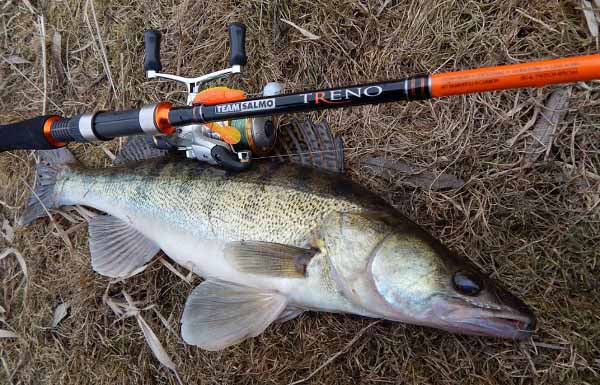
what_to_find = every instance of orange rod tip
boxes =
[430,54,600,97]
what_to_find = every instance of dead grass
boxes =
[1,0,599,384]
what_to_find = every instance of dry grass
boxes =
[1,0,599,384]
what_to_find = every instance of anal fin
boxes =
[89,215,160,278]
[276,306,305,322]
[224,241,317,278]
[181,279,287,351]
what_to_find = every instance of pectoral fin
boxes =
[88,215,160,278]
[181,279,287,351]
[224,241,317,278]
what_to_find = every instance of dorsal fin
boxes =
[113,119,344,172]
[113,136,171,165]
[273,119,344,173]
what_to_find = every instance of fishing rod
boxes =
[2,23,600,171]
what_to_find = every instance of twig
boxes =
[1,354,14,385]
[515,9,559,33]
[84,0,117,100]
[376,0,393,17]
[158,256,193,284]
[555,161,600,181]
[288,320,380,385]
[0,200,19,210]
[21,0,36,14]
[507,104,540,147]
[37,15,48,114]
[280,19,320,40]
[1,57,63,113]
[532,341,567,350]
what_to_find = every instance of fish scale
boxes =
[59,159,366,244]
[22,149,535,350]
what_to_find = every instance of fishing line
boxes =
[251,146,393,160]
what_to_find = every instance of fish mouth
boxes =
[433,297,536,340]
[451,311,535,340]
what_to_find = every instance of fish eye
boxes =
[452,272,482,296]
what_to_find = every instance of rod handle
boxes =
[50,104,175,143]
[0,115,64,150]
[228,23,247,66]
[144,29,162,72]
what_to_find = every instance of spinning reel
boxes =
[144,24,283,170]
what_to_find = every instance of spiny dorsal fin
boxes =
[113,120,344,171]
[89,214,160,278]
[113,136,170,165]
[181,279,287,351]
[224,240,317,278]
[273,119,344,173]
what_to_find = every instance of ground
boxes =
[1,0,599,384]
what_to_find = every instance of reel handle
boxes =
[144,29,162,72]
[228,23,247,66]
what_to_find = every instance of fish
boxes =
[20,128,535,351]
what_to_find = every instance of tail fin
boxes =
[20,148,78,225]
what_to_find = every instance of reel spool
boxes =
[144,24,283,170]
[191,82,283,159]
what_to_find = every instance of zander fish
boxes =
[20,130,534,351]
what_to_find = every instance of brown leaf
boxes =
[1,220,14,244]
[582,0,599,38]
[51,31,66,84]
[280,19,320,40]
[0,330,17,339]
[0,248,28,283]
[51,302,70,328]
[526,87,571,162]
[5,55,30,65]
[159,257,193,284]
[135,314,176,370]
[101,291,182,384]
[362,157,465,190]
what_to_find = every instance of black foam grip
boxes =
[228,23,247,66]
[211,145,251,172]
[144,30,162,72]
[0,115,58,150]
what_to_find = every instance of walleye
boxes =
[20,137,535,350]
